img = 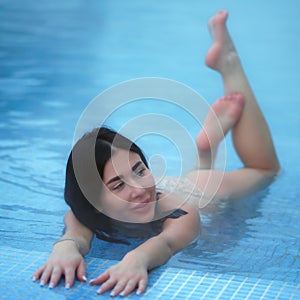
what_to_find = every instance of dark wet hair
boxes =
[64,127,187,244]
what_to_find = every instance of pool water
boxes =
[0,1,299,299]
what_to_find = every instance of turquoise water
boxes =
[0,1,299,299]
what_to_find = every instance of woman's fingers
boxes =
[76,259,87,283]
[39,265,53,286]
[33,261,84,288]
[109,279,127,296]
[89,271,109,285]
[95,276,147,296]
[96,277,118,295]
[64,266,76,288]
[137,278,148,295]
[33,263,147,296]
[35,261,148,296]
[32,246,86,289]
[32,265,45,281]
[118,279,138,296]
[119,277,147,296]
[48,267,63,288]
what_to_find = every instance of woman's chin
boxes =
[127,208,155,223]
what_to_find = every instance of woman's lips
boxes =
[131,199,152,213]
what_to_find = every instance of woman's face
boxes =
[100,149,156,223]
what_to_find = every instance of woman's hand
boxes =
[90,253,148,297]
[32,240,87,288]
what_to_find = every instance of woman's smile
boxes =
[131,197,153,213]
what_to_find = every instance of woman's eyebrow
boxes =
[105,162,142,185]
[106,175,122,185]
[132,161,143,172]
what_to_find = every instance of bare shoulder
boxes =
[156,192,200,252]
[157,189,198,213]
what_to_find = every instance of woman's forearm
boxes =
[124,204,200,271]
[124,235,173,271]
[62,210,94,256]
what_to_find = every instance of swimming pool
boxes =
[0,1,299,299]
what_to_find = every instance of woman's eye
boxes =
[112,182,124,191]
[136,168,146,177]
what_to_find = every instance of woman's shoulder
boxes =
[156,176,204,198]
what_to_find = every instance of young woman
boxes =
[32,10,279,297]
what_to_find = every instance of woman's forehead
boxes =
[104,150,142,177]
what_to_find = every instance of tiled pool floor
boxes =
[1,246,299,300]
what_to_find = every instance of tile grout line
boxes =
[155,269,183,299]
[185,272,209,299]
[259,280,274,300]
[244,278,261,300]
[230,277,249,300]
[199,274,222,300]
[215,275,235,300]
[274,281,288,300]
[141,268,169,299]
[169,270,196,300]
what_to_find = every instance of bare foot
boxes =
[205,10,238,73]
[196,93,245,153]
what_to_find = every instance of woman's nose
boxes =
[128,182,145,199]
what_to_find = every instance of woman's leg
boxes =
[205,10,279,172]
[196,93,245,169]
[187,10,279,202]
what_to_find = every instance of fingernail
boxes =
[32,276,37,282]
[65,283,71,289]
[136,290,141,295]
[120,291,125,296]
[49,282,54,289]
[97,288,102,294]
[110,291,116,297]
[82,275,87,282]
[40,280,45,286]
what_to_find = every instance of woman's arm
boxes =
[91,200,200,296]
[133,201,200,270]
[32,210,93,288]
[60,210,93,256]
